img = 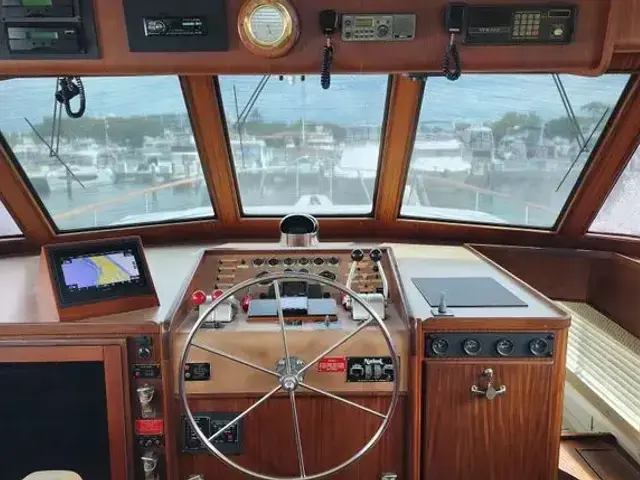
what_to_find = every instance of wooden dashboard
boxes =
[0,241,571,480]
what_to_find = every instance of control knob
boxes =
[369,248,383,263]
[377,24,390,37]
[350,249,364,262]
[137,346,152,360]
[382,363,394,379]
[146,20,166,34]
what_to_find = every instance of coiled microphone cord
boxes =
[321,37,333,90]
[56,76,86,119]
[443,34,461,81]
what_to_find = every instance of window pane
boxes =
[400,74,629,227]
[0,198,21,237]
[218,75,388,215]
[590,147,640,236]
[0,77,213,231]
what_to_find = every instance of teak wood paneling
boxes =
[176,394,406,480]
[588,254,640,339]
[0,0,615,76]
[613,0,640,53]
[422,360,563,480]
[469,244,596,302]
[374,75,423,223]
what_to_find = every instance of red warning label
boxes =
[318,357,347,373]
[135,419,164,435]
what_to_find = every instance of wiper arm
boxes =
[552,74,587,149]
[24,117,86,189]
[234,74,271,128]
[555,107,609,192]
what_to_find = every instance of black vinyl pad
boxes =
[412,277,528,308]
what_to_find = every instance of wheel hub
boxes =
[280,374,300,392]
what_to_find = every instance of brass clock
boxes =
[238,0,300,58]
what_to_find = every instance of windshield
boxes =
[0,198,21,237]
[590,145,640,237]
[218,74,389,215]
[400,74,630,228]
[0,76,214,231]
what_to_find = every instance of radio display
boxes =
[355,17,374,28]
[47,237,154,307]
[22,0,53,5]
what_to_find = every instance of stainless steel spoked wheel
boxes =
[179,272,400,480]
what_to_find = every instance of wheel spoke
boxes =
[192,341,279,378]
[299,381,387,419]
[208,385,282,442]
[298,317,374,375]
[273,280,291,374]
[289,391,306,477]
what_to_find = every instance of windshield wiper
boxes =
[24,117,86,189]
[552,73,587,149]
[555,106,609,192]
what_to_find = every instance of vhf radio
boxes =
[341,14,416,42]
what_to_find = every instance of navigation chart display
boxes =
[61,251,141,291]
[47,238,154,307]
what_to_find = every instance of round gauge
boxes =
[496,338,515,357]
[463,339,482,356]
[431,338,449,356]
[328,257,340,266]
[283,257,296,267]
[267,258,279,267]
[252,258,264,267]
[298,268,309,274]
[313,257,325,266]
[319,270,336,281]
[298,257,309,266]
[529,338,549,357]
[238,0,299,58]
[284,268,294,273]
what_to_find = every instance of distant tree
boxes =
[581,101,610,118]
[544,116,578,140]
[490,112,542,143]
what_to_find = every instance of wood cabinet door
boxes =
[423,361,558,480]
[0,341,130,480]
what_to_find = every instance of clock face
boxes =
[248,5,289,46]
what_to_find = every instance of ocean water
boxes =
[0,72,632,232]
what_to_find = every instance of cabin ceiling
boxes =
[2,0,640,255]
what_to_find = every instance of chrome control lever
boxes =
[470,368,506,400]
[137,384,155,418]
[369,248,388,301]
[345,249,364,291]
[141,451,159,480]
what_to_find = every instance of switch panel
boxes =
[346,357,394,382]
[182,412,242,454]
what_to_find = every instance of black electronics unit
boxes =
[45,237,155,308]
[460,4,577,45]
[0,0,99,59]
[122,0,228,52]
[182,412,242,454]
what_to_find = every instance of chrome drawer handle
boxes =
[470,368,506,400]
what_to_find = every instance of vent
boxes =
[560,302,640,432]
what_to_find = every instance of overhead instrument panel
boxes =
[237,0,300,58]
[122,0,228,52]
[460,4,577,45]
[0,0,99,58]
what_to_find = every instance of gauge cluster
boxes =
[207,251,384,296]
[425,332,554,358]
